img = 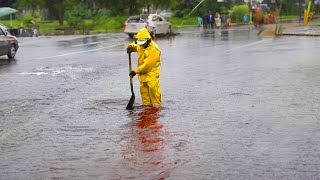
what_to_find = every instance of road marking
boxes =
[217,39,271,55]
[36,43,123,60]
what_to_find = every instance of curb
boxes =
[259,25,320,37]
[279,33,320,36]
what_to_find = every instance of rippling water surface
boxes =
[1,27,320,179]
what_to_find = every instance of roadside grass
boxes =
[279,15,299,19]
[88,16,127,33]
[169,17,198,29]
[1,17,127,34]
[0,15,304,34]
[1,19,66,34]
[1,16,197,34]
[0,19,21,27]
[37,20,66,34]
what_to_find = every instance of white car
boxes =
[124,14,173,38]
[159,10,172,19]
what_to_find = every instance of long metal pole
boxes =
[188,0,206,16]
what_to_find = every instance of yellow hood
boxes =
[135,28,151,39]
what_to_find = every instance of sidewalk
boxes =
[260,15,320,37]
[280,24,320,36]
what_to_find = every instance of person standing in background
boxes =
[243,14,249,24]
[197,16,202,27]
[215,12,221,28]
[202,15,207,28]
[209,11,214,28]
[206,14,211,29]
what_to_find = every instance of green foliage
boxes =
[38,20,66,34]
[14,0,45,12]
[4,0,315,20]
[279,15,298,19]
[2,19,66,34]
[169,16,197,28]
[22,16,40,28]
[220,6,229,15]
[91,10,110,22]
[66,3,87,28]
[230,5,249,23]
[1,20,22,28]
[174,9,192,18]
[173,0,238,18]
[280,0,302,16]
[90,16,127,32]
[2,0,313,33]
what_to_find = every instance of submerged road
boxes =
[1,26,320,179]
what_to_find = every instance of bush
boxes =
[230,5,249,23]
[173,9,191,18]
[91,15,126,32]
[66,3,87,28]
[220,6,229,15]
[22,16,39,28]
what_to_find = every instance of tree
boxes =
[4,0,284,20]
[145,0,179,12]
[45,0,64,25]
[173,0,201,17]
[66,3,87,28]
[0,0,17,7]
[44,0,78,25]
[158,0,179,8]
[15,0,45,16]
[231,4,249,22]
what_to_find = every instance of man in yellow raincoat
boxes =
[126,28,162,107]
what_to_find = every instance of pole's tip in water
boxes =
[126,94,135,110]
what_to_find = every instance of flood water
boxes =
[1,26,320,179]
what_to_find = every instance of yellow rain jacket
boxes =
[128,28,162,106]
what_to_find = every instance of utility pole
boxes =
[299,0,302,24]
[250,0,253,23]
[275,0,281,34]
[245,0,253,23]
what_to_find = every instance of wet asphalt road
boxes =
[1,26,320,180]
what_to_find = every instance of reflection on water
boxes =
[121,107,175,179]
[132,107,163,154]
[0,59,16,68]
[221,29,229,41]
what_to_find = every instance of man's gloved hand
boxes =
[127,45,133,54]
[129,71,136,77]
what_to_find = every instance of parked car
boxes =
[159,10,173,19]
[0,24,19,59]
[124,14,173,38]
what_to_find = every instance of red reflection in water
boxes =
[121,107,174,179]
[135,107,164,153]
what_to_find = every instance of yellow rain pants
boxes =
[140,79,161,107]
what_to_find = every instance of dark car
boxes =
[0,24,19,59]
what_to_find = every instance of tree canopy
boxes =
[0,0,313,25]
